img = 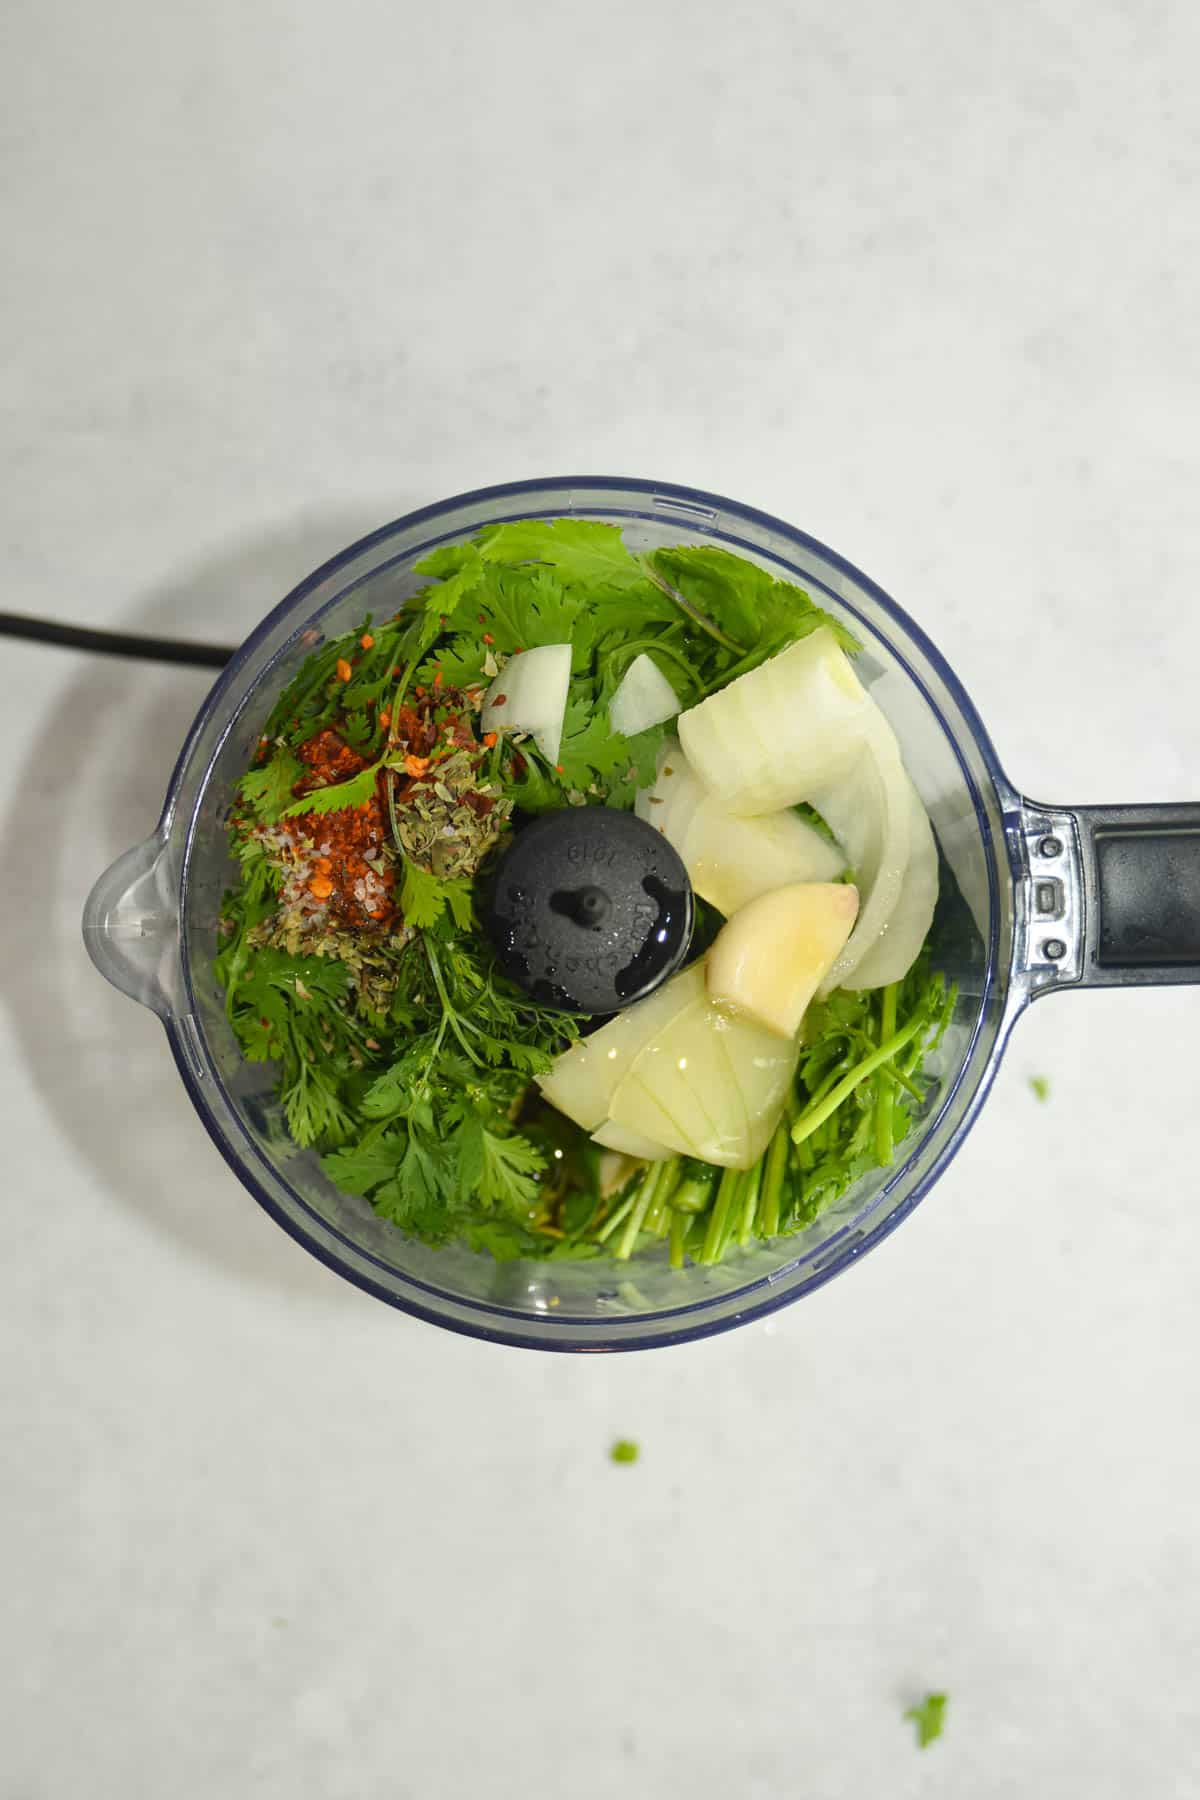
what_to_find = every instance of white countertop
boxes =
[3,4,1199,1795]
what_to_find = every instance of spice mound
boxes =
[284,730,395,931]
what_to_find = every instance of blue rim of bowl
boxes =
[163,476,1011,1351]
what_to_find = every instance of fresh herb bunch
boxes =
[216,520,949,1265]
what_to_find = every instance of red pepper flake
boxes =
[404,754,431,777]
[360,633,375,649]
[492,694,507,708]
[389,665,401,678]
[555,763,565,774]
[482,632,494,646]
[335,658,353,683]
[477,613,486,624]
[295,727,368,787]
[282,728,396,931]
[379,708,391,730]
[414,686,426,699]
[433,670,443,689]
[483,731,497,748]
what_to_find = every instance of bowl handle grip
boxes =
[82,832,181,1019]
[1012,800,1200,992]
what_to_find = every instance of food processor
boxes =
[81,478,1200,1350]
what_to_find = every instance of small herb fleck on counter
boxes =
[904,1691,947,1748]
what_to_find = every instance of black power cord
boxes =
[0,611,234,669]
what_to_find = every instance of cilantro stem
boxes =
[611,634,702,696]
[698,1166,742,1265]
[874,982,899,1167]
[615,1158,678,1261]
[669,1208,687,1270]
[386,768,405,857]
[758,1119,790,1239]
[642,1160,681,1236]
[810,1053,853,1105]
[422,939,483,1067]
[669,1171,715,1214]
[791,1012,928,1149]
[736,1157,763,1247]
[595,1185,638,1246]
[640,561,746,656]
[880,1062,923,1102]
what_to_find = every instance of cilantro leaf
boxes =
[647,544,768,644]
[506,755,566,814]
[320,1135,405,1195]
[555,694,632,791]
[238,751,304,822]
[421,568,582,689]
[647,545,859,680]
[413,542,486,624]
[231,835,282,910]
[572,584,679,650]
[443,881,475,931]
[904,1692,947,1749]
[621,721,671,795]
[372,1133,458,1235]
[609,1439,640,1464]
[431,636,490,689]
[452,1114,486,1194]
[359,1040,439,1120]
[1030,1075,1051,1102]
[489,1037,554,1076]
[225,949,367,1148]
[460,1217,547,1261]
[551,699,668,807]
[399,860,472,931]
[482,567,581,654]
[282,1064,356,1148]
[477,1126,545,1214]
[479,518,645,590]
[341,711,375,754]
[281,762,380,818]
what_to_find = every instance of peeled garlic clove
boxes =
[706,882,860,1040]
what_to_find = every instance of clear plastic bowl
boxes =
[84,478,1200,1349]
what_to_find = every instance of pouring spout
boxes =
[82,833,181,1019]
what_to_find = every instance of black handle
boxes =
[1074,803,1200,986]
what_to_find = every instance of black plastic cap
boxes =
[482,807,694,1014]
